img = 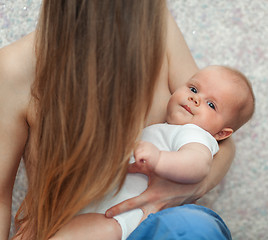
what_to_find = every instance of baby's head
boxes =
[167,65,255,141]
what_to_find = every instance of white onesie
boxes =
[80,123,219,240]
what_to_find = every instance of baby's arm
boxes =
[134,141,212,184]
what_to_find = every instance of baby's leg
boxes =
[50,213,122,240]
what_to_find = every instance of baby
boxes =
[52,65,255,240]
[134,65,255,184]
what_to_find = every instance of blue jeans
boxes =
[127,204,232,240]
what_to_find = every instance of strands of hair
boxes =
[14,1,166,239]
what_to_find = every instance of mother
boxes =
[0,0,234,239]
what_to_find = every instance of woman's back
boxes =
[14,1,168,239]
[0,3,200,238]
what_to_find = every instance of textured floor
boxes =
[1,0,268,239]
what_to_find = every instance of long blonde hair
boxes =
[15,0,166,239]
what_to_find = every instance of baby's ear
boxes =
[214,128,233,141]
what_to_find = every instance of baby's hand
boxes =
[134,141,160,171]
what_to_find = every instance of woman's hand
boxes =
[105,163,207,221]
[105,137,235,221]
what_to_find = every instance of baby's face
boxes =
[166,66,246,137]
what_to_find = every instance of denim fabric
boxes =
[127,204,232,240]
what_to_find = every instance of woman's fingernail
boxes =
[106,211,112,218]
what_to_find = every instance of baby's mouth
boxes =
[182,105,193,114]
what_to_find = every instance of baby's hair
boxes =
[217,65,255,131]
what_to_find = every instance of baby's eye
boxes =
[190,87,197,93]
[207,101,216,110]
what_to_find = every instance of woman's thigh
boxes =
[127,204,232,240]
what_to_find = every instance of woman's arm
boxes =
[202,137,235,194]
[0,37,31,239]
[166,10,199,92]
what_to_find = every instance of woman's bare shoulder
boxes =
[0,32,36,120]
[0,32,35,84]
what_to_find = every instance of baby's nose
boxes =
[188,96,200,106]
